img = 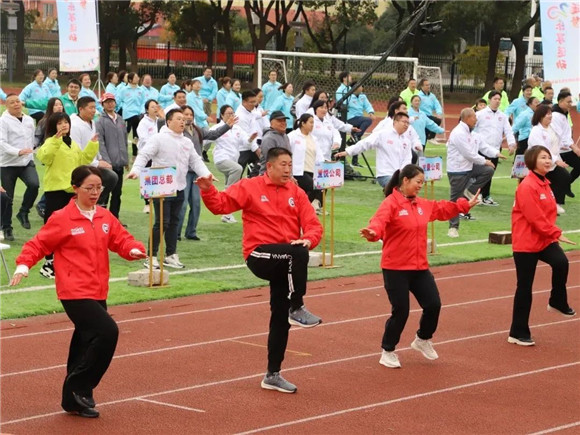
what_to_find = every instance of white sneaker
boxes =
[143,205,150,214]
[163,253,184,269]
[0,230,3,241]
[379,350,401,368]
[447,228,459,238]
[311,199,321,213]
[143,257,160,269]
[481,196,499,206]
[411,335,439,360]
[221,214,237,223]
[556,204,566,215]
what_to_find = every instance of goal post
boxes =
[258,50,418,117]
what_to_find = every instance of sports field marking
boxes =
[229,339,312,356]
[2,318,578,426]
[3,259,579,340]
[528,421,580,434]
[2,288,578,378]
[136,398,205,413]
[3,232,579,295]
[235,361,580,435]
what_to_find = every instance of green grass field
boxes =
[1,145,579,319]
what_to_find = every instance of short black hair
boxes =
[45,112,71,138]
[267,147,292,162]
[522,84,533,92]
[242,90,256,101]
[67,78,81,88]
[557,90,571,102]
[388,101,406,118]
[144,99,158,111]
[166,108,183,121]
[488,90,502,100]
[338,71,350,83]
[531,104,551,126]
[173,90,186,98]
[524,145,551,171]
[71,165,102,187]
[77,96,96,110]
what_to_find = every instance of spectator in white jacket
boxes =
[446,108,497,238]
[334,112,415,188]
[235,90,262,177]
[0,94,38,241]
[294,80,316,119]
[474,91,516,206]
[288,113,324,210]
[127,108,214,269]
[551,91,580,192]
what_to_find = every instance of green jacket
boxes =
[36,136,98,192]
[59,94,79,116]
[482,90,510,112]
[399,87,420,107]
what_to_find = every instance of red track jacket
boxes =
[367,189,470,270]
[512,171,561,253]
[200,174,323,259]
[16,199,145,300]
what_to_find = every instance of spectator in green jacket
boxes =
[59,79,82,116]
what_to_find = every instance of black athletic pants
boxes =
[510,243,570,340]
[126,115,140,156]
[295,172,323,204]
[246,244,309,373]
[60,299,118,411]
[480,156,499,199]
[381,269,441,351]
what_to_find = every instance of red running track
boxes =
[1,253,579,434]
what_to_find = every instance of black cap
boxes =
[270,110,289,120]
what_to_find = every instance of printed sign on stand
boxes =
[418,156,443,182]
[140,167,178,199]
[314,162,345,190]
[511,155,529,179]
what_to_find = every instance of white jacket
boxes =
[252,105,270,138]
[551,111,573,152]
[295,95,313,119]
[446,121,488,173]
[130,125,210,191]
[346,126,412,177]
[70,113,99,166]
[235,104,261,151]
[474,107,516,155]
[287,129,324,176]
[136,115,159,150]
[209,121,254,163]
[0,111,35,167]
[528,124,561,167]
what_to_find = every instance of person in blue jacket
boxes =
[105,71,118,96]
[261,69,282,112]
[418,78,443,142]
[505,85,533,122]
[225,79,242,112]
[409,95,444,150]
[216,76,232,120]
[44,68,61,98]
[0,87,6,101]
[346,82,375,166]
[194,68,218,117]
[140,74,159,102]
[159,73,180,109]
[19,69,51,122]
[270,83,294,132]
[512,96,540,156]
[117,72,146,157]
[79,73,103,114]
[186,79,209,128]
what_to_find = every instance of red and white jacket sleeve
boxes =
[517,184,562,240]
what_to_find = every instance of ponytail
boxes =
[383,164,424,197]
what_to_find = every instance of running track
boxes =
[1,253,579,434]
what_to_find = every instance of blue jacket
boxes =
[0,87,6,100]
[225,91,242,112]
[141,85,159,102]
[105,83,118,97]
[216,87,231,115]
[159,83,181,108]
[261,81,282,111]
[512,106,533,141]
[270,93,294,125]
[418,90,442,116]
[335,83,350,104]
[19,82,51,115]
[44,78,61,98]
[347,93,374,119]
[186,91,209,128]
[117,85,146,119]
[505,96,528,120]
[408,107,444,146]
[79,87,103,113]
[195,76,218,101]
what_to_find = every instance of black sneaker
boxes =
[16,212,31,229]
[547,304,576,317]
[35,203,45,219]
[40,260,55,279]
[202,150,210,162]
[3,228,14,241]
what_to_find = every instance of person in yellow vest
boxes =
[400,78,420,107]
[482,77,510,112]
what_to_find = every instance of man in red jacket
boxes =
[197,147,323,394]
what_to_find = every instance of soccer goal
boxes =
[417,65,446,141]
[257,50,418,117]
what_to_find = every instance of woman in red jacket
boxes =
[509,146,576,346]
[360,164,479,368]
[10,166,146,418]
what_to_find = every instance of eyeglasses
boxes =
[79,185,104,193]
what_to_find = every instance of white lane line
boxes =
[2,285,579,378]
[3,232,579,295]
[3,318,578,426]
[236,361,580,435]
[4,258,580,341]
[528,421,580,435]
[136,398,205,413]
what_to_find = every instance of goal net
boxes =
[417,65,446,140]
[258,50,418,118]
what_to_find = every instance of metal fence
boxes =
[1,37,544,95]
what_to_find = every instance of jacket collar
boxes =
[263,173,290,189]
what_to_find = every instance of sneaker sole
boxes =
[163,263,185,269]
[260,381,297,393]
[288,317,321,328]
[481,203,499,206]
[379,358,401,369]
[410,341,439,360]
[547,304,576,318]
[39,270,55,279]
[507,336,535,346]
